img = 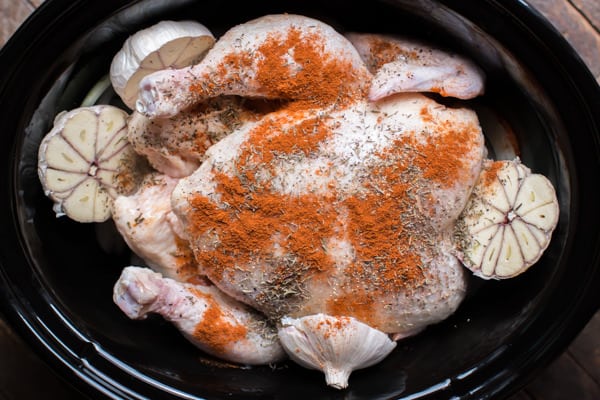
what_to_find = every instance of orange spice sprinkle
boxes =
[317,316,351,339]
[188,171,339,280]
[417,121,480,188]
[479,160,504,188]
[253,27,364,107]
[362,36,420,72]
[191,288,248,355]
[239,111,332,165]
[190,26,367,109]
[172,235,203,282]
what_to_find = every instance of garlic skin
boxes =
[110,20,215,109]
[278,314,397,389]
[455,158,559,279]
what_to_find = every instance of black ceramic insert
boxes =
[1,1,599,399]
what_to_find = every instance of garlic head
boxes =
[278,313,396,389]
[110,20,215,109]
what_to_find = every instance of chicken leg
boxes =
[114,266,286,365]
[136,14,371,118]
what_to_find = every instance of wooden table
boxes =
[1,1,599,399]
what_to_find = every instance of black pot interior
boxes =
[3,0,600,399]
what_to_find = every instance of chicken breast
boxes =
[172,93,486,335]
[114,266,285,365]
[346,32,485,101]
[112,173,199,282]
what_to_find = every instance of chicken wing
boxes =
[128,96,264,177]
[347,32,485,101]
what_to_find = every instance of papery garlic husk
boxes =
[110,20,215,109]
[278,313,397,389]
[455,158,559,279]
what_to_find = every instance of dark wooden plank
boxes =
[568,312,600,384]
[0,0,34,46]
[523,351,600,400]
[526,0,600,82]
[571,0,600,33]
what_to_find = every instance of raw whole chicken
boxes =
[114,266,285,365]
[137,13,488,387]
[101,13,558,390]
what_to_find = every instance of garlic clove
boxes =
[455,158,559,279]
[37,105,147,222]
[110,20,215,109]
[278,313,396,389]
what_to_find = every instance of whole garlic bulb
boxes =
[110,20,215,109]
[278,313,397,389]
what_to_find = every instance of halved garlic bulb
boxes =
[278,314,396,389]
[38,105,146,222]
[110,20,215,109]
[455,158,559,279]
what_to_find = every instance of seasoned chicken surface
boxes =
[112,173,199,282]
[346,33,485,101]
[172,93,486,334]
[128,96,263,178]
[136,14,371,118]
[114,266,285,365]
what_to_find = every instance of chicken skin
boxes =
[112,173,199,282]
[114,266,285,365]
[171,93,486,334]
[128,96,264,178]
[136,14,371,118]
[346,32,485,101]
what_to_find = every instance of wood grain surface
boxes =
[1,1,599,399]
